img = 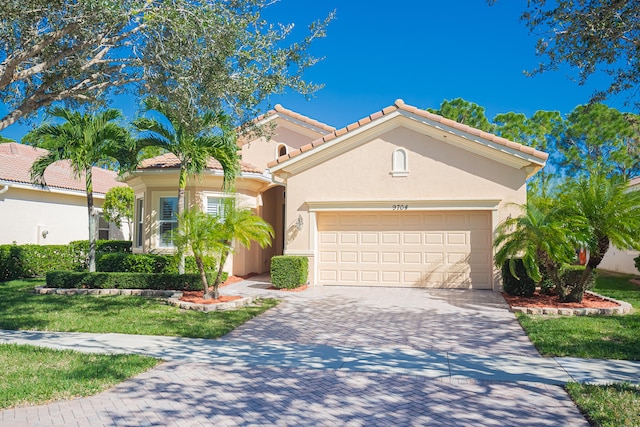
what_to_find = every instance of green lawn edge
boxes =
[0,343,159,410]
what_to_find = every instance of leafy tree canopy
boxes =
[490,0,640,107]
[0,0,334,131]
[103,186,135,239]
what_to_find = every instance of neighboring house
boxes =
[0,142,129,245]
[598,176,640,275]
[128,100,548,289]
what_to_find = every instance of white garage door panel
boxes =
[317,211,492,289]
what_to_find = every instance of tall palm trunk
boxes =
[176,166,187,274]
[194,255,211,299]
[210,241,231,300]
[86,168,96,272]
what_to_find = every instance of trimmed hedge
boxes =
[0,244,81,281]
[96,253,200,274]
[45,270,213,291]
[501,258,536,297]
[271,256,308,289]
[0,241,132,281]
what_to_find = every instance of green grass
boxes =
[0,279,278,339]
[0,343,158,409]
[516,273,640,360]
[566,382,640,427]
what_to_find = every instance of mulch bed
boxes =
[502,291,619,309]
[177,274,256,305]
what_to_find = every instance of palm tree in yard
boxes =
[173,199,273,300]
[27,108,130,272]
[562,172,640,292]
[208,198,274,299]
[493,196,587,288]
[133,98,240,273]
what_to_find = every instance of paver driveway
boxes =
[1,278,589,426]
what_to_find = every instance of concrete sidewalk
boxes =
[1,329,638,386]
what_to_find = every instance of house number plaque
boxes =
[392,204,409,210]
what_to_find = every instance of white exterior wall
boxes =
[599,245,639,275]
[0,185,127,244]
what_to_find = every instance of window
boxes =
[391,148,409,177]
[277,144,287,158]
[97,215,110,240]
[206,196,226,220]
[158,197,178,247]
[135,198,144,248]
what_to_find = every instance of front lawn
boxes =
[567,382,640,427]
[0,279,278,339]
[516,273,640,360]
[0,343,158,409]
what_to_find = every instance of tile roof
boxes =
[0,142,125,195]
[255,104,336,133]
[137,152,264,174]
[267,99,549,169]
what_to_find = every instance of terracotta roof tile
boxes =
[0,142,124,195]
[137,152,264,174]
[267,99,549,169]
[253,104,336,133]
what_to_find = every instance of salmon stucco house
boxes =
[126,99,548,290]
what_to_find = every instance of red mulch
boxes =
[267,284,308,292]
[177,274,256,305]
[179,292,242,305]
[502,291,619,309]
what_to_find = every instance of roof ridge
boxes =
[267,99,549,168]
[269,104,336,133]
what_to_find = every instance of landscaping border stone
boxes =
[33,287,258,312]
[509,291,633,316]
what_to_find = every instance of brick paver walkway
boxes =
[1,279,590,426]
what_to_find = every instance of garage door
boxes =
[317,211,492,289]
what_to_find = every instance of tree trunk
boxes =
[86,169,96,273]
[176,167,187,274]
[563,236,610,303]
[211,244,231,301]
[195,255,210,300]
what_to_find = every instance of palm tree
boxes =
[171,210,221,298]
[133,98,240,273]
[209,198,274,300]
[172,199,273,300]
[563,172,640,292]
[493,197,588,290]
[27,108,130,272]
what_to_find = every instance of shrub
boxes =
[501,258,536,297]
[0,240,133,281]
[635,254,640,274]
[271,256,308,289]
[97,253,171,273]
[69,240,131,270]
[0,244,81,281]
[557,265,597,302]
[96,253,203,274]
[45,271,213,291]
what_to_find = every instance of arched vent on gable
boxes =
[277,144,288,159]
[391,148,409,177]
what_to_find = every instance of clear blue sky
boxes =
[1,0,631,140]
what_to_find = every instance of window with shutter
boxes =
[158,197,178,247]
[207,197,226,220]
